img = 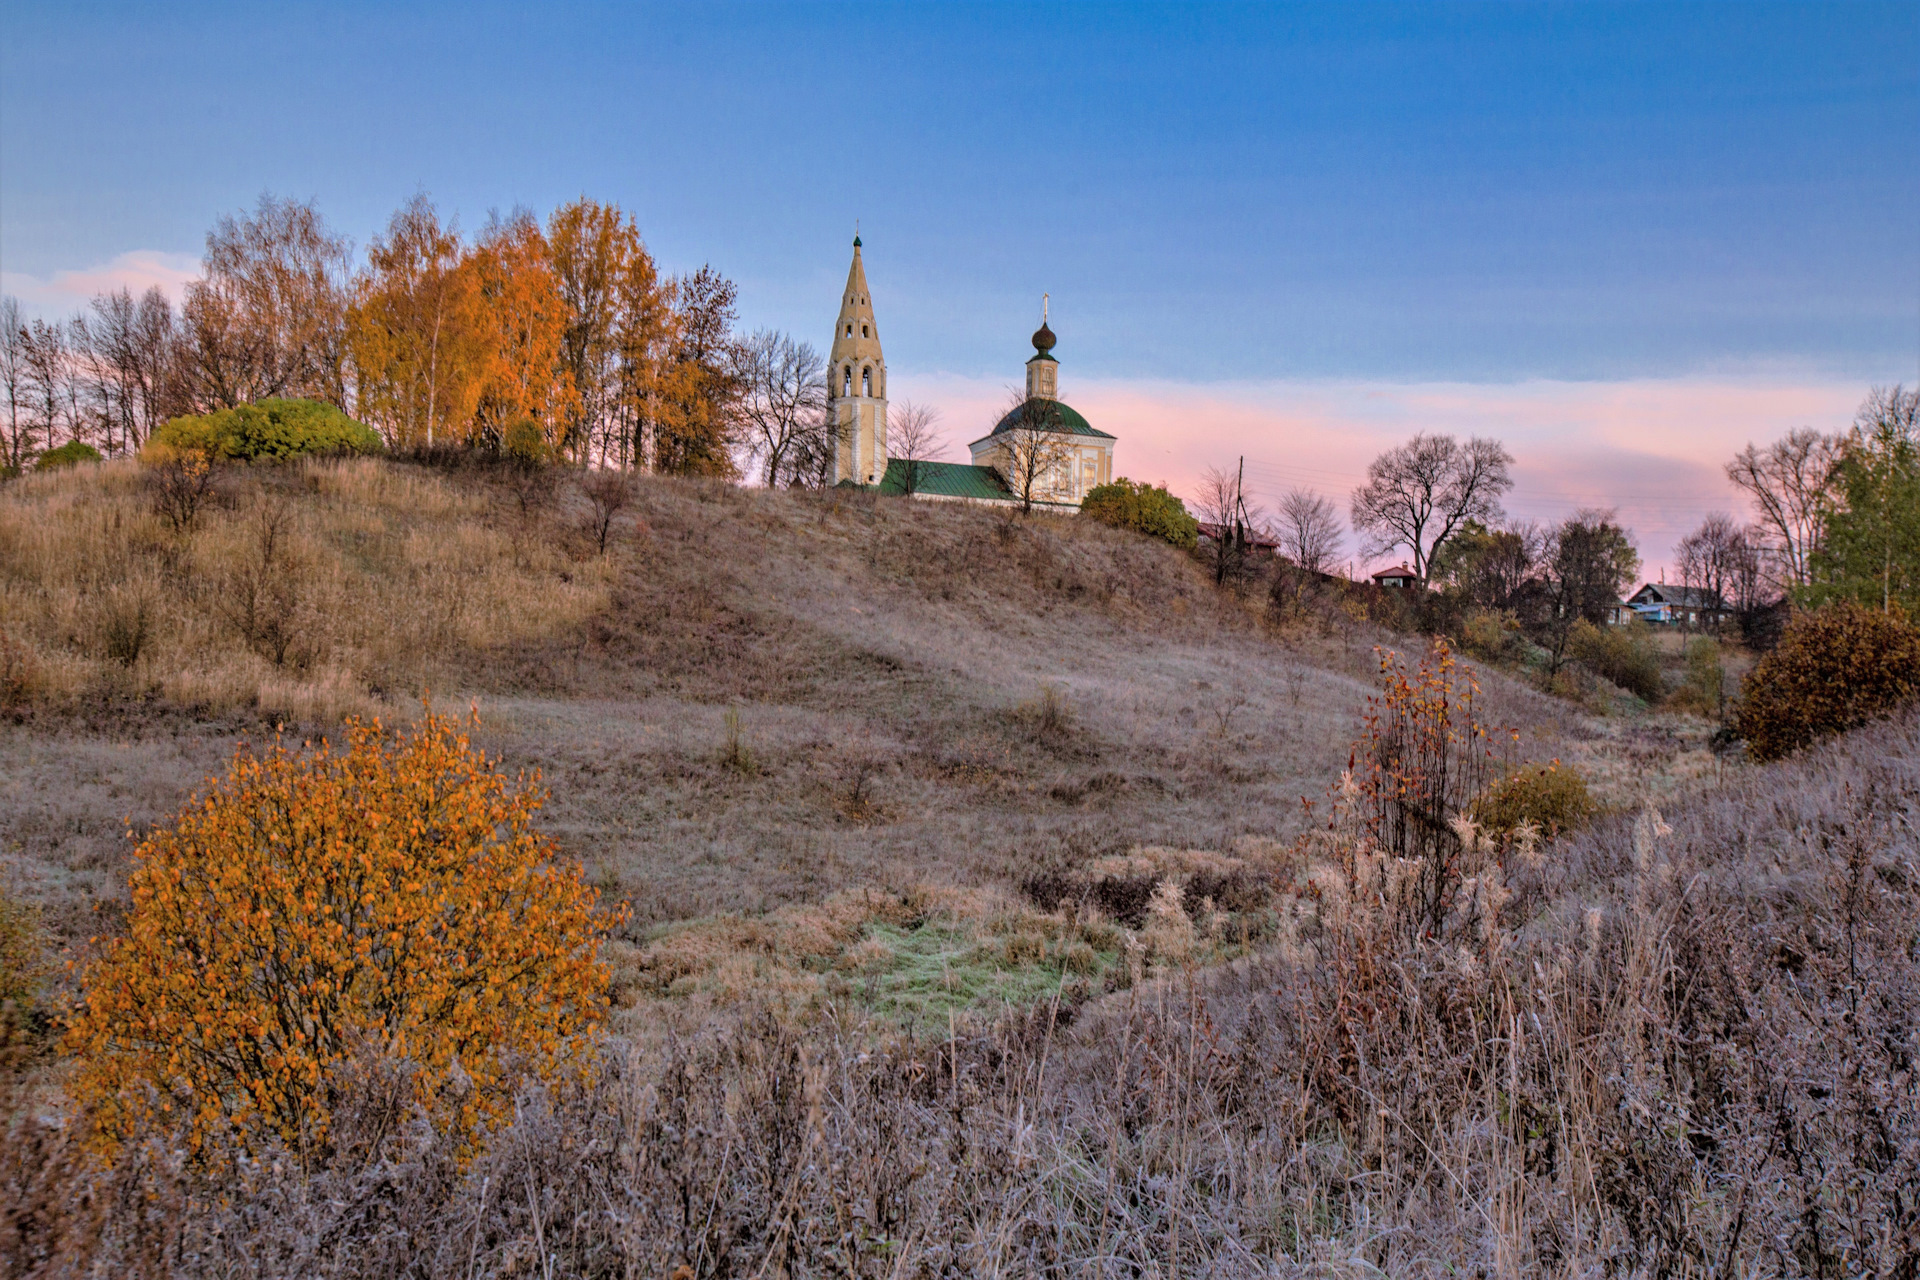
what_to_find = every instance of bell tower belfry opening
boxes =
[828,235,888,485]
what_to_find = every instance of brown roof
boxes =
[1196,521,1280,550]
[1371,563,1419,581]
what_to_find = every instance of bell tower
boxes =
[828,236,888,485]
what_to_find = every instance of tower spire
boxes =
[828,237,886,484]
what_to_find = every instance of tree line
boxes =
[0,193,864,483]
[1185,381,1914,669]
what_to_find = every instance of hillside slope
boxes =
[0,458,1579,967]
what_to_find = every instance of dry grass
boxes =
[13,460,1767,1274]
[0,457,614,721]
[6,710,1912,1276]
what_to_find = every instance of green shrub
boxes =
[1735,602,1920,762]
[1566,618,1662,702]
[1667,637,1726,717]
[151,398,382,462]
[34,440,104,471]
[0,885,46,1066]
[1081,478,1199,550]
[1458,607,1527,663]
[1471,764,1598,839]
[502,416,552,466]
[0,887,41,1011]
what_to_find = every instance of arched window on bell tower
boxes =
[842,366,852,397]
[862,367,872,397]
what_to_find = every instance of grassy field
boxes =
[0,457,1592,1023]
[9,456,1872,1278]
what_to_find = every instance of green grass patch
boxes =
[840,921,1118,1031]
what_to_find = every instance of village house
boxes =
[1371,563,1421,589]
[1618,582,1730,627]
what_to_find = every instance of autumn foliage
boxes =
[66,709,618,1153]
[1734,600,1920,761]
[1350,639,1511,933]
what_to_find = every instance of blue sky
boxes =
[3,2,1916,566]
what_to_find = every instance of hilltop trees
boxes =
[1676,513,1764,630]
[347,196,488,448]
[1536,509,1640,674]
[652,265,742,477]
[1429,519,1541,612]
[733,330,827,486]
[1350,433,1514,581]
[1723,385,1919,618]
[176,194,354,412]
[1275,488,1344,577]
[1726,428,1842,593]
[469,211,578,453]
[1,192,755,473]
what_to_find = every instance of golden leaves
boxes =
[66,707,624,1156]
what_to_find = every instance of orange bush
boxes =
[1352,639,1513,933]
[66,709,620,1153]
[1735,602,1920,762]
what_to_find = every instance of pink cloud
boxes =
[893,372,1869,579]
[2,250,201,319]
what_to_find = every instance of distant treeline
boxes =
[0,194,842,483]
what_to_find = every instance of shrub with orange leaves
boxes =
[1351,638,1512,935]
[66,708,621,1154]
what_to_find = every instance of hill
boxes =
[0,456,1591,1025]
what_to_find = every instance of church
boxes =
[829,237,1114,509]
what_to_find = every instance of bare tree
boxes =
[1276,488,1343,576]
[1539,510,1640,674]
[19,318,67,457]
[1350,433,1514,581]
[785,412,850,489]
[1726,428,1842,593]
[176,193,353,411]
[888,400,944,495]
[1677,513,1760,634]
[1,298,28,470]
[1196,462,1265,585]
[995,389,1074,513]
[579,469,635,554]
[731,330,826,486]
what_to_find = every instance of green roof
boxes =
[874,458,1016,501]
[973,397,1114,446]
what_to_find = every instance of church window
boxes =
[862,367,872,396]
[842,366,852,396]
[861,324,869,337]
[846,323,853,336]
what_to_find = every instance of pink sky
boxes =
[894,372,1870,581]
[1,250,200,316]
